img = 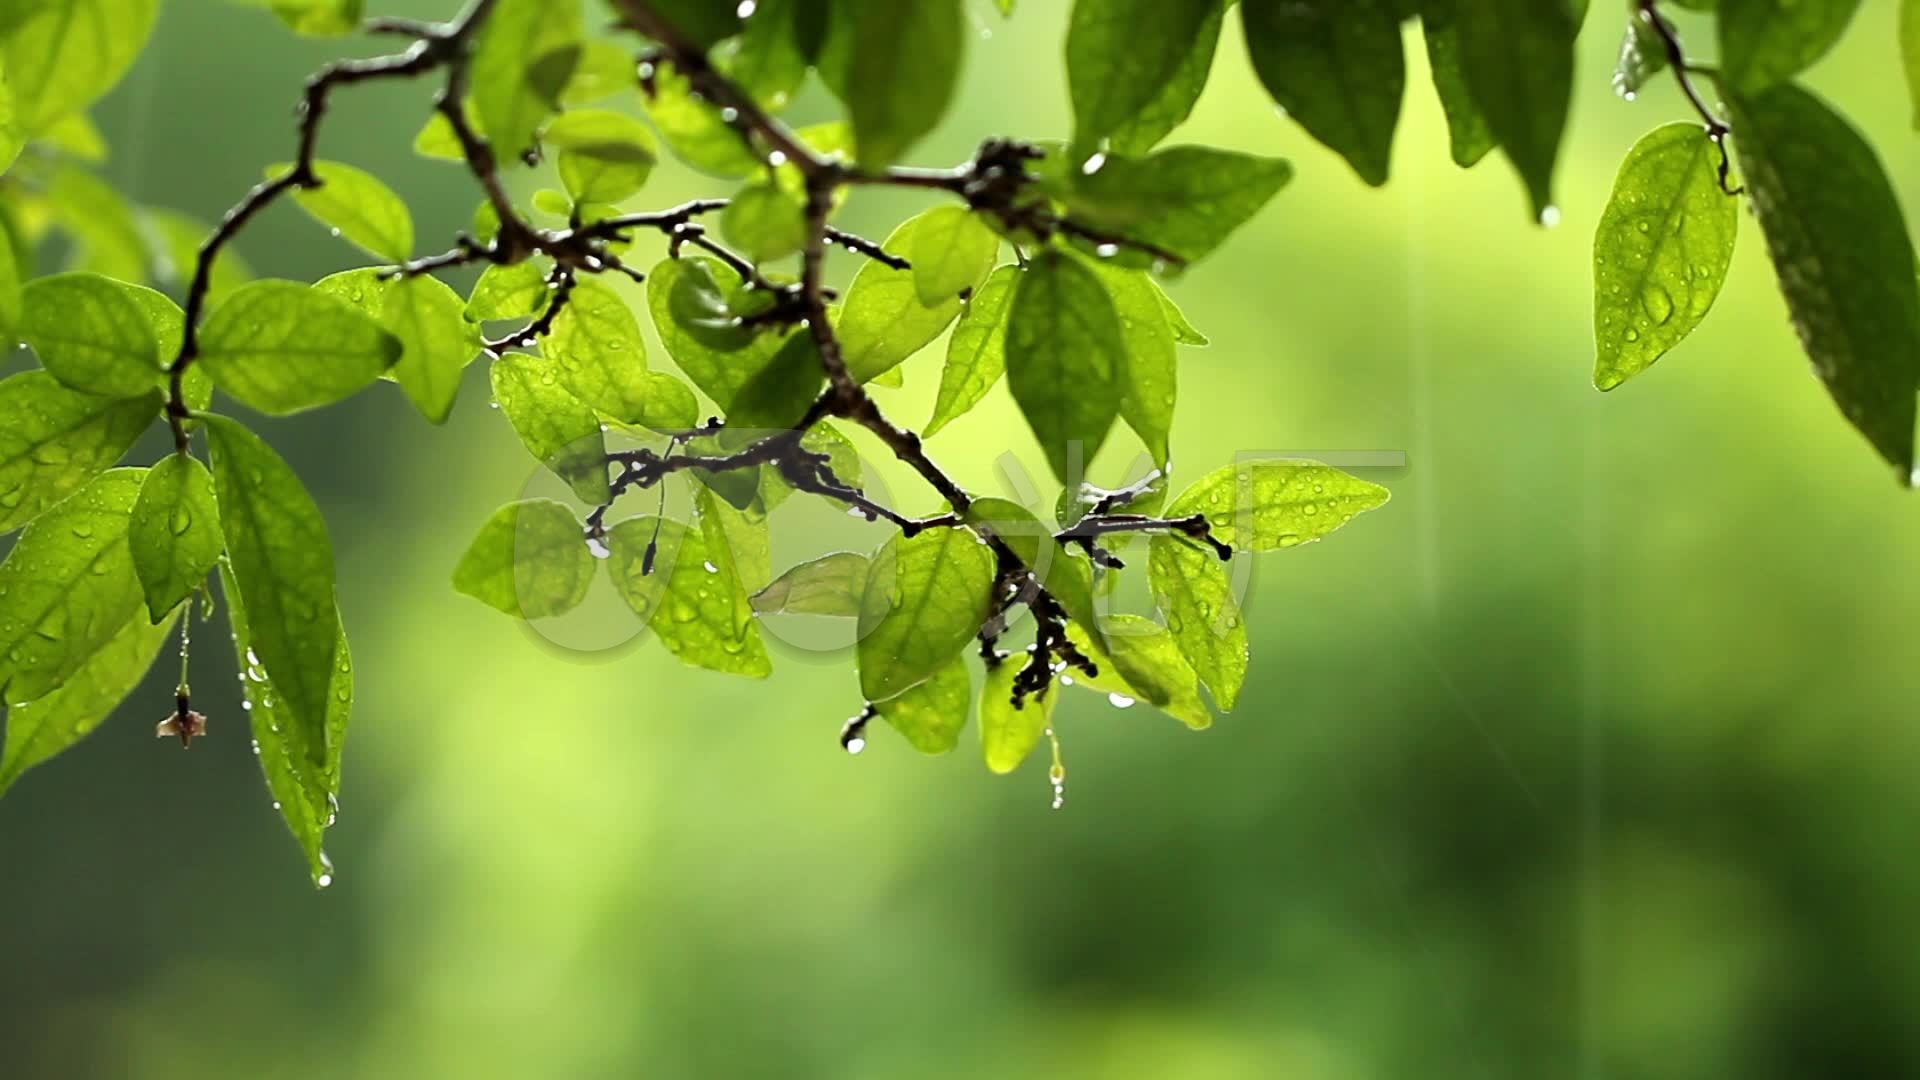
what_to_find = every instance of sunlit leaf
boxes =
[1719,0,1862,94]
[197,280,401,415]
[489,354,610,504]
[1147,534,1246,709]
[1242,0,1404,186]
[751,551,869,616]
[452,499,594,619]
[925,265,1016,438]
[19,271,161,399]
[876,656,970,754]
[268,159,415,262]
[857,527,995,702]
[845,0,963,165]
[0,605,175,799]
[1006,251,1124,484]
[605,516,772,677]
[1169,460,1389,551]
[2,0,159,134]
[0,372,158,535]
[128,453,222,623]
[979,658,1054,774]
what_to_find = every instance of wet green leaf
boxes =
[1242,0,1404,186]
[471,0,581,159]
[1720,0,1862,94]
[197,280,401,415]
[965,497,1102,644]
[751,551,870,616]
[606,516,772,677]
[489,354,610,503]
[839,210,968,383]
[1066,147,1293,267]
[877,656,971,754]
[1593,123,1739,391]
[1612,8,1670,99]
[0,606,175,799]
[857,527,995,703]
[466,260,551,322]
[0,372,158,535]
[546,277,654,424]
[648,256,789,406]
[926,265,1017,438]
[452,499,594,619]
[128,453,222,623]
[1107,3,1224,156]
[2,0,158,134]
[240,0,363,36]
[1067,0,1218,153]
[1451,0,1577,219]
[1082,259,1177,468]
[545,109,658,204]
[908,207,998,307]
[379,274,483,424]
[268,159,414,262]
[1066,614,1211,729]
[721,182,809,263]
[845,0,963,166]
[1147,533,1246,710]
[643,59,759,177]
[1169,460,1389,551]
[979,658,1054,774]
[1006,251,1124,484]
[19,272,161,399]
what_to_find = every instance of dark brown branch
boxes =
[824,226,910,270]
[1638,0,1742,196]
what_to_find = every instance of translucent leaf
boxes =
[1005,251,1124,484]
[197,280,401,415]
[1420,6,1496,168]
[964,497,1102,646]
[1065,0,1217,153]
[857,527,995,703]
[452,499,594,619]
[466,260,552,323]
[239,0,365,36]
[907,206,999,307]
[1612,8,1670,99]
[1066,147,1293,268]
[471,0,582,160]
[721,182,809,263]
[38,109,106,163]
[1450,0,1578,219]
[0,467,145,706]
[1081,258,1177,468]
[646,256,788,406]
[2,0,159,135]
[19,271,161,399]
[0,372,158,534]
[1065,614,1211,730]
[0,605,175,799]
[1168,460,1389,551]
[979,658,1054,774]
[1719,0,1862,94]
[925,265,1016,438]
[876,656,971,754]
[1147,534,1246,710]
[751,551,869,616]
[845,0,964,166]
[46,164,146,284]
[1731,82,1920,477]
[839,210,968,383]
[1592,123,1738,390]
[561,40,638,105]
[0,225,18,348]
[1242,0,1405,186]
[546,277,655,424]
[1905,0,1920,129]
[267,159,415,262]
[128,453,222,623]
[605,516,772,677]
[544,109,659,204]
[1107,3,1224,157]
[205,416,339,769]
[643,59,759,178]
[716,0,810,109]
[379,274,484,424]
[488,354,610,504]
[1156,279,1208,346]
[695,486,766,633]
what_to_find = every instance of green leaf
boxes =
[697,486,771,597]
[1107,3,1224,157]
[1612,8,1670,99]
[267,159,415,262]
[452,499,594,619]
[1006,251,1124,484]
[1147,534,1246,710]
[605,516,772,677]
[1157,280,1208,346]
[128,454,222,623]
[19,271,161,398]
[1905,0,1920,129]
[241,0,365,37]
[413,106,473,163]
[37,105,105,164]
[544,109,659,204]
[751,551,870,616]
[645,0,744,47]
[1066,0,1219,153]
[1168,460,1389,551]
[721,182,809,263]
[0,467,145,707]
[546,277,654,424]
[489,354,610,504]
[467,260,551,322]
[1241,0,1404,186]
[0,58,23,176]
[1719,0,1862,94]
[979,658,1054,774]
[1065,614,1211,729]
[380,274,483,424]
[197,280,401,415]
[1066,147,1293,267]
[0,372,158,534]
[564,39,643,106]
[220,560,348,886]
[615,372,705,434]
[647,256,789,405]
[908,207,999,306]
[471,0,582,160]
[1731,82,1920,477]
[1451,0,1577,220]
[0,606,175,799]
[0,223,20,348]
[926,265,1017,438]
[146,209,251,304]
[1592,123,1739,391]
[2,0,159,134]
[46,163,147,284]
[845,0,964,166]
[964,497,1102,644]
[877,656,971,754]
[857,527,995,703]
[643,59,759,178]
[839,210,969,382]
[715,0,810,109]
[1081,259,1177,468]
[726,330,825,431]
[205,416,339,769]
[117,281,184,361]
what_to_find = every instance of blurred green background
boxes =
[8,2,1920,1077]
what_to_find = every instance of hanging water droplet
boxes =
[1094,243,1119,258]
[1539,205,1562,229]
[1107,691,1135,708]
[845,735,865,754]
[703,560,719,573]
[735,0,756,16]
[585,536,611,560]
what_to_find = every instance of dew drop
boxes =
[585,536,611,560]
[1538,205,1562,229]
[844,735,865,754]
[1094,243,1119,258]
[1107,691,1135,709]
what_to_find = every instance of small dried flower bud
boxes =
[156,710,208,748]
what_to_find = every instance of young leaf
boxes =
[489,355,610,504]
[240,0,365,37]
[605,516,773,677]
[717,0,813,109]
[2,0,159,135]
[544,109,659,204]
[0,372,159,535]
[1451,0,1577,220]
[0,225,20,348]
[197,280,401,415]
[645,0,745,48]
[1731,83,1920,477]
[908,207,999,307]
[1592,123,1739,391]
[1157,280,1209,346]
[0,608,176,799]
[0,468,146,707]
[128,453,222,623]
[857,527,995,703]
[876,656,971,754]
[845,0,964,166]
[18,271,161,399]
[205,416,339,769]
[1719,0,1863,94]
[46,164,147,284]
[470,0,582,160]
[643,60,760,177]
[267,159,415,262]
[1421,6,1495,167]
[452,499,595,619]
[546,278,653,424]
[1066,0,1219,153]
[1082,259,1177,468]
[979,658,1054,774]
[1006,251,1125,484]
[838,210,968,382]
[697,487,772,598]
[1065,614,1211,730]
[751,551,870,616]
[380,274,484,424]
[721,183,809,262]
[1066,147,1293,267]
[1169,460,1389,550]
[117,281,185,361]
[1147,535,1247,710]
[725,331,826,431]
[1613,8,1670,99]
[926,265,1018,438]
[647,256,789,404]
[466,260,551,322]
[1241,0,1405,186]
